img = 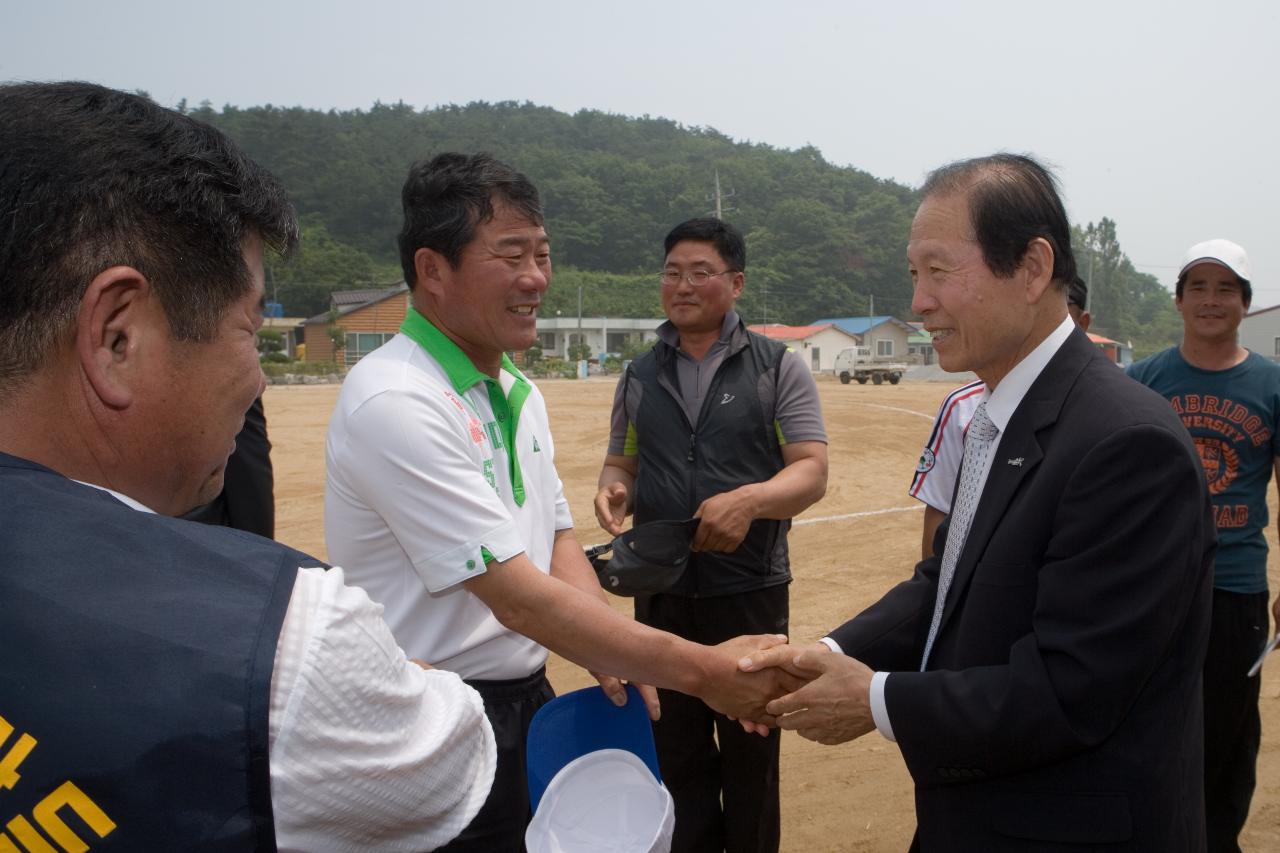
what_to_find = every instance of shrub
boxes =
[262,361,346,378]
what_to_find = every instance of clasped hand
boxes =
[697,634,808,727]
[734,641,877,745]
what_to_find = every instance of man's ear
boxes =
[1021,238,1056,304]
[413,247,452,298]
[76,266,153,410]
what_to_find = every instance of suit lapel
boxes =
[937,329,1096,635]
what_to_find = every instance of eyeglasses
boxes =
[659,269,736,288]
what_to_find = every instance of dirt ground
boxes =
[266,376,1280,852]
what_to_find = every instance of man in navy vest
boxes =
[0,82,496,851]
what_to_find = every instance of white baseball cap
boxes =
[1179,239,1252,283]
[525,749,674,853]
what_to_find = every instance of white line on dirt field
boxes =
[794,505,924,526]
[850,402,936,421]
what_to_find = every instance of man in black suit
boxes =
[742,154,1215,851]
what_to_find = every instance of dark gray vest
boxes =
[628,331,790,597]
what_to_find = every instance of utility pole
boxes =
[706,169,736,220]
[1086,251,1094,314]
[575,285,585,376]
[867,293,875,353]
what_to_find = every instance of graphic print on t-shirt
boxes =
[1195,436,1239,495]
[1168,393,1271,530]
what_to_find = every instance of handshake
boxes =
[697,634,877,746]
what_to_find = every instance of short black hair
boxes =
[663,218,746,272]
[397,152,543,287]
[0,81,297,396]
[1068,275,1088,310]
[1175,268,1251,308]
[921,153,1077,289]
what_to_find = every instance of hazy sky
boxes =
[5,0,1278,304]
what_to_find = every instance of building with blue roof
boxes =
[810,315,917,360]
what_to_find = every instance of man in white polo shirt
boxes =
[325,152,794,851]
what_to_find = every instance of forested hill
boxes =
[192,99,1181,354]
[193,99,917,325]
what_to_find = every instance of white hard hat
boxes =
[525,749,674,853]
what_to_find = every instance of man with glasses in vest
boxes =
[595,218,829,853]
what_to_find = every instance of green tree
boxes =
[266,215,397,317]
[620,337,656,360]
[1073,219,1181,358]
[256,328,286,361]
[325,308,347,363]
[197,99,921,325]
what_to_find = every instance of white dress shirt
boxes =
[80,483,497,851]
[825,314,1076,743]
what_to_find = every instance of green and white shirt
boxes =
[325,308,572,680]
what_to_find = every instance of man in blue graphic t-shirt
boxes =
[1128,238,1280,853]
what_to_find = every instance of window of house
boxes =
[876,339,893,357]
[1274,337,1280,357]
[811,347,821,370]
[345,332,394,365]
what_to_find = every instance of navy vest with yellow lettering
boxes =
[0,453,312,851]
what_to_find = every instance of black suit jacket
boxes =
[831,329,1215,851]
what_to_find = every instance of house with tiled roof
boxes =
[906,321,935,364]
[1087,332,1134,367]
[301,283,409,365]
[747,323,860,372]
[810,315,917,362]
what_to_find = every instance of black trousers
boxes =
[1203,588,1269,853]
[636,584,788,853]
[437,667,555,853]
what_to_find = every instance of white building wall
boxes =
[1240,307,1280,362]
[861,322,911,359]
[781,327,862,372]
[535,317,663,360]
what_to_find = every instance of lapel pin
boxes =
[1007,457,1024,467]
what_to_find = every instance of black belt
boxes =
[464,666,548,701]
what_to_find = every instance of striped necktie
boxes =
[920,402,999,670]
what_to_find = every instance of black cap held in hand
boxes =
[587,518,699,596]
